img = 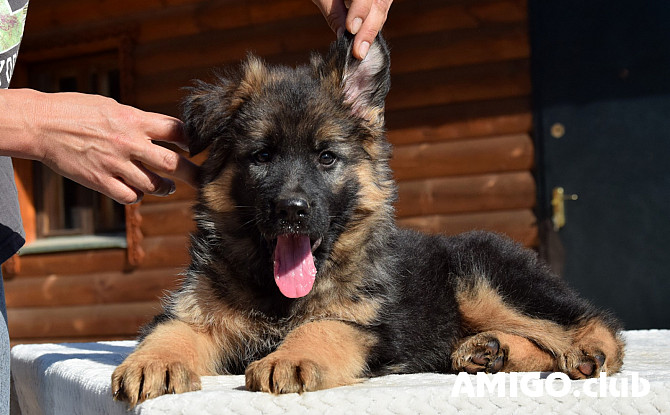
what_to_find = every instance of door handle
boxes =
[552,187,579,231]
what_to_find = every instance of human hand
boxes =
[0,89,198,204]
[312,0,392,60]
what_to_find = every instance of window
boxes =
[27,51,126,239]
[25,51,126,244]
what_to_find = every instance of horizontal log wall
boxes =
[6,0,534,344]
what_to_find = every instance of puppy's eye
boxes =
[319,151,337,166]
[253,150,272,163]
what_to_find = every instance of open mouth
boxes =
[272,235,322,298]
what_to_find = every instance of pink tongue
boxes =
[273,235,317,298]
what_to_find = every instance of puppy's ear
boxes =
[182,78,233,157]
[316,32,391,126]
[183,56,269,157]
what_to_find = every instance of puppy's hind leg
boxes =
[561,317,625,379]
[452,331,556,374]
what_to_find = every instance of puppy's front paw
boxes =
[112,354,201,407]
[245,353,323,394]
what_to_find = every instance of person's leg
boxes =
[0,268,10,414]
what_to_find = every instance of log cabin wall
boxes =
[4,0,534,344]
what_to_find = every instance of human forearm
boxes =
[0,88,46,160]
[0,88,198,204]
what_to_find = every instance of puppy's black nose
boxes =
[276,198,310,223]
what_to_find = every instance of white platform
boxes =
[10,330,670,414]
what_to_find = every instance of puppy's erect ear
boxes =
[316,32,391,126]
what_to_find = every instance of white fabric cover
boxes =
[10,330,670,414]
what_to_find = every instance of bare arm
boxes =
[0,88,198,204]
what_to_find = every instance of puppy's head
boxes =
[183,34,394,298]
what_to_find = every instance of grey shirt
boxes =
[0,156,24,263]
[0,0,30,263]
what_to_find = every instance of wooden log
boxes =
[396,172,536,217]
[4,268,182,308]
[386,98,532,145]
[24,0,199,31]
[133,21,330,107]
[389,26,529,75]
[14,234,190,278]
[391,134,534,181]
[15,249,128,277]
[7,302,160,339]
[385,0,527,38]
[134,15,326,74]
[469,0,528,24]
[398,209,538,247]
[137,0,328,45]
[139,201,195,237]
[137,7,312,50]
[386,59,531,112]
[199,0,318,33]
[140,234,192,270]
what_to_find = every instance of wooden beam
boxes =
[7,302,160,339]
[386,60,531,112]
[140,234,191,270]
[398,209,538,247]
[391,134,534,181]
[16,249,129,277]
[4,268,182,308]
[396,172,536,217]
[386,98,532,145]
[139,200,195,236]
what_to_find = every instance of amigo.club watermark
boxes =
[451,372,650,398]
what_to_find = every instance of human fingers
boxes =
[346,0,392,59]
[65,155,177,204]
[113,106,197,188]
[100,176,144,205]
[313,0,348,37]
[133,141,199,189]
[129,160,176,197]
[141,112,190,152]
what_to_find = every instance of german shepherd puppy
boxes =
[112,34,624,406]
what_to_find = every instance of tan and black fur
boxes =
[112,34,624,407]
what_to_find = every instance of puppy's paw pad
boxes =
[245,354,322,394]
[565,349,606,379]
